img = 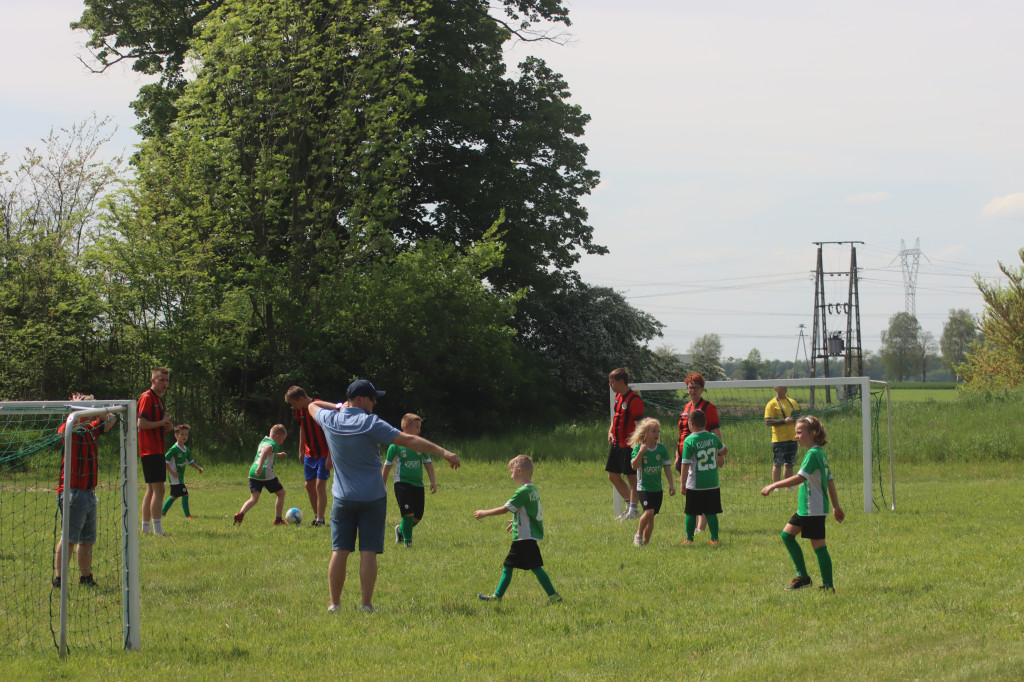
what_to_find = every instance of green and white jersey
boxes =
[248,436,282,481]
[681,431,724,490]
[384,444,431,487]
[504,483,544,542]
[165,443,194,485]
[797,446,833,516]
[633,442,671,492]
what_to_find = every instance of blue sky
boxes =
[4,0,1021,360]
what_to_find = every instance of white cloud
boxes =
[845,191,890,205]
[980,192,1024,219]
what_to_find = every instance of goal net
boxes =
[0,400,140,657]
[610,377,894,516]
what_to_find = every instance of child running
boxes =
[474,455,561,604]
[162,424,204,518]
[234,424,288,526]
[679,410,727,545]
[629,418,675,546]
[761,415,845,591]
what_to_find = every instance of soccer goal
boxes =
[610,377,895,516]
[0,399,140,658]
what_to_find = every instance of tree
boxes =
[688,334,725,381]
[740,348,763,380]
[940,308,979,378]
[878,312,922,382]
[917,331,939,382]
[957,250,1024,390]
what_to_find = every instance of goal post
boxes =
[0,399,140,657]
[610,377,894,515]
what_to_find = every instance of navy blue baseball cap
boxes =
[347,379,386,400]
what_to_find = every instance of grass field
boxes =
[7,451,1024,680]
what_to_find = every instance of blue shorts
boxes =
[772,441,799,467]
[304,456,331,482]
[57,490,98,545]
[331,496,387,554]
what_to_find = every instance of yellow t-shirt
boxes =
[764,397,799,443]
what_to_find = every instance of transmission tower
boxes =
[792,324,809,378]
[809,241,864,406]
[893,238,929,316]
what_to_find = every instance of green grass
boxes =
[7,455,1024,680]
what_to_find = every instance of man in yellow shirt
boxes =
[764,386,800,484]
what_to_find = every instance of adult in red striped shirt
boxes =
[53,394,115,588]
[675,372,724,534]
[285,386,335,527]
[606,367,645,519]
[139,367,173,536]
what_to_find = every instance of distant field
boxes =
[886,386,959,402]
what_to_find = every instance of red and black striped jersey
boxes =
[137,388,166,457]
[610,390,644,447]
[56,418,103,493]
[677,399,720,456]
[295,404,330,459]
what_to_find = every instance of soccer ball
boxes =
[285,507,303,525]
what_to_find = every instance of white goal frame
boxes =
[609,377,894,514]
[0,399,140,657]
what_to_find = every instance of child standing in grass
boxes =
[162,424,203,518]
[474,455,561,604]
[383,414,457,547]
[761,415,845,591]
[629,418,675,546]
[680,410,727,545]
[234,424,288,526]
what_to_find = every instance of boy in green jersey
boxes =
[629,418,675,547]
[474,455,561,604]
[761,416,845,591]
[162,424,204,518]
[383,414,458,547]
[233,424,288,526]
[680,410,727,545]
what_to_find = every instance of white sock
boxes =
[628,503,638,512]
[142,520,151,533]
[153,519,164,535]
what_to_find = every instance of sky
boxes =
[3,0,1022,361]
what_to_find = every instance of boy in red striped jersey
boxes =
[285,386,333,527]
[53,394,115,588]
[606,368,644,519]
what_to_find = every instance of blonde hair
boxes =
[508,454,534,475]
[628,418,661,448]
[401,413,423,429]
[797,416,828,446]
[174,423,191,434]
[269,424,287,438]
[151,367,170,380]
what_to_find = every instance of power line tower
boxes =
[792,324,809,378]
[893,238,929,316]
[810,241,865,406]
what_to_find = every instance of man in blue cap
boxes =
[308,379,460,613]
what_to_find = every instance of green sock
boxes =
[815,545,833,587]
[706,514,719,541]
[532,567,557,597]
[782,531,808,578]
[401,516,415,544]
[181,495,191,517]
[162,497,174,514]
[685,514,697,541]
[494,566,513,598]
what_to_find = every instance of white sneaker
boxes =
[615,510,629,521]
[327,604,341,613]
[633,534,642,547]
[360,605,375,613]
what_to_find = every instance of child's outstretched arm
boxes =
[189,461,204,474]
[473,506,508,520]
[827,479,845,522]
[761,473,804,496]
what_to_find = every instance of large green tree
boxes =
[878,312,922,382]
[940,308,980,377]
[688,334,725,380]
[957,251,1024,390]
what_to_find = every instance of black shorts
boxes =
[788,514,826,540]
[503,539,544,570]
[169,483,189,498]
[605,444,635,475]
[249,477,284,494]
[684,488,723,516]
[638,490,663,514]
[772,441,799,467]
[141,453,166,484]
[394,482,426,519]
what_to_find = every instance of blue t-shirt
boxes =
[315,407,400,502]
